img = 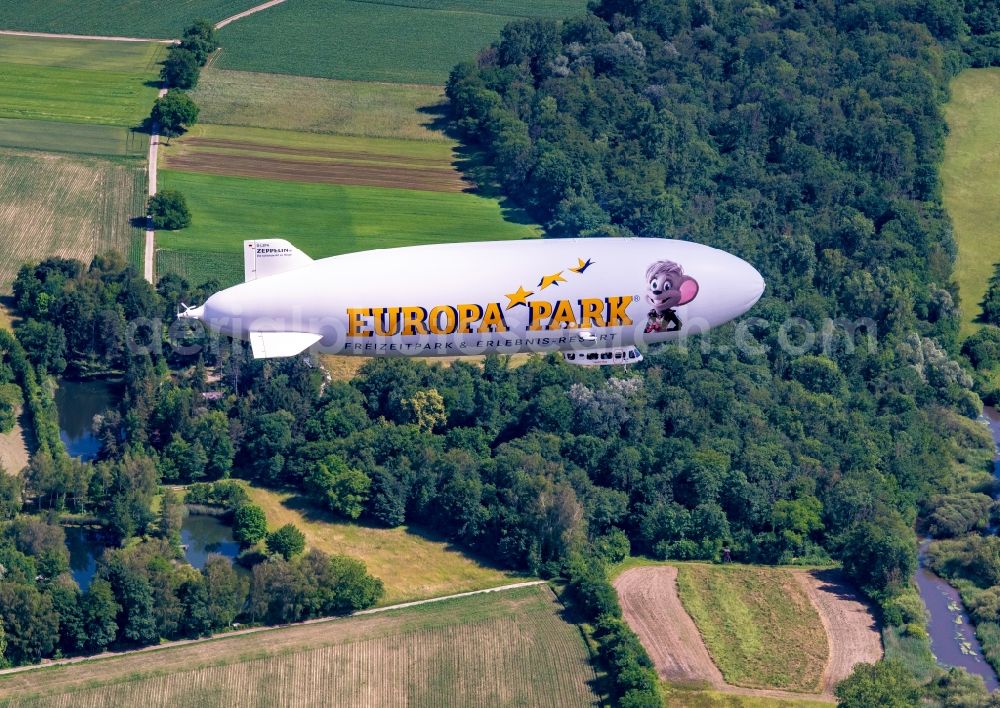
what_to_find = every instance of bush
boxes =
[184,480,247,509]
[148,190,191,230]
[266,523,305,560]
[233,504,267,546]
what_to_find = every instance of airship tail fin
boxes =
[249,331,323,359]
[244,239,313,282]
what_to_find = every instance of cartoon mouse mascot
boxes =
[644,260,699,333]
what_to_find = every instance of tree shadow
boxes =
[130,216,150,229]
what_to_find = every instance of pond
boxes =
[64,514,239,590]
[912,406,1000,691]
[181,513,240,569]
[64,525,103,591]
[54,378,120,461]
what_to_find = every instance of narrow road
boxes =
[0,580,545,676]
[143,87,168,284]
[0,30,175,43]
[215,0,288,29]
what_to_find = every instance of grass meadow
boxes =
[941,68,1000,337]
[0,36,165,128]
[675,564,828,693]
[0,586,597,707]
[216,0,588,83]
[190,69,450,140]
[0,148,146,290]
[0,118,147,158]
[0,0,255,38]
[248,486,519,605]
[155,169,539,287]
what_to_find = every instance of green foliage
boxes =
[835,659,921,708]
[927,536,1000,588]
[157,488,184,548]
[962,326,1000,369]
[81,579,119,652]
[151,89,200,137]
[0,582,59,664]
[160,46,200,89]
[926,493,994,537]
[148,189,192,230]
[233,503,268,546]
[0,473,22,520]
[180,19,219,65]
[980,264,1000,326]
[840,520,917,597]
[266,523,306,560]
[248,550,383,624]
[185,480,247,509]
[306,455,370,519]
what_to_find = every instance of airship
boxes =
[178,238,765,365]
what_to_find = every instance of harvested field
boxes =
[616,564,881,701]
[0,36,165,127]
[794,569,883,692]
[615,566,724,686]
[0,148,145,290]
[161,125,465,191]
[0,585,598,707]
[190,69,449,141]
[248,486,519,605]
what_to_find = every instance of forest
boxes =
[2,0,1000,705]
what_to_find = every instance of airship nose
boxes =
[742,262,766,309]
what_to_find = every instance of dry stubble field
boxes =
[0,585,599,708]
[0,148,145,288]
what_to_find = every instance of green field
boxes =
[216,0,588,83]
[675,564,828,693]
[155,169,538,286]
[190,68,450,140]
[249,486,519,605]
[0,148,146,290]
[0,585,599,707]
[0,35,165,127]
[0,118,147,157]
[0,1,255,38]
[941,68,1000,337]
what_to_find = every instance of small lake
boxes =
[913,406,1000,691]
[65,514,239,590]
[55,378,120,460]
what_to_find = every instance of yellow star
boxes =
[569,258,594,274]
[538,271,566,290]
[505,285,534,309]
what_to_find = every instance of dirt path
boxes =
[0,407,29,475]
[0,30,174,43]
[215,0,288,29]
[0,579,545,677]
[794,568,883,692]
[143,86,168,283]
[616,565,881,703]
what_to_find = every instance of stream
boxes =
[914,406,1000,691]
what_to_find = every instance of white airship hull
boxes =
[182,238,765,361]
